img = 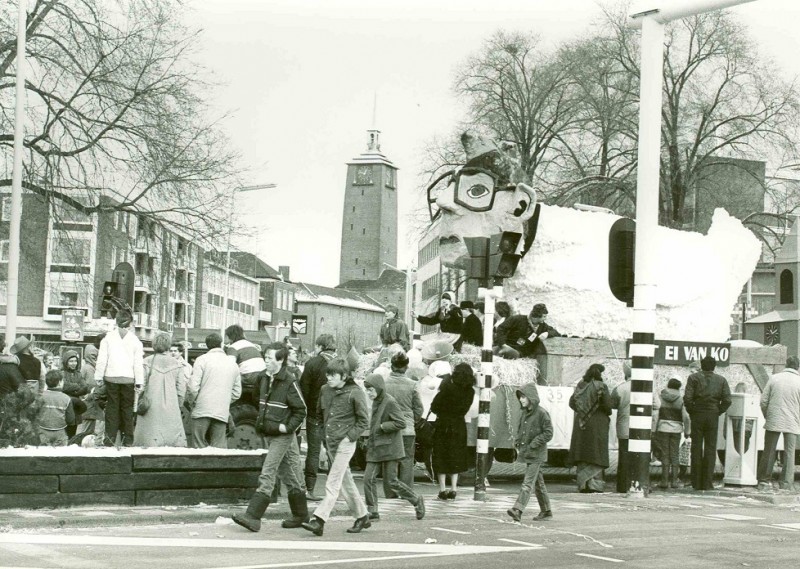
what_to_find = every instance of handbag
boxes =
[679,438,691,466]
[414,411,435,447]
[136,357,155,416]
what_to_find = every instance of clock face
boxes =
[384,168,395,188]
[355,165,373,185]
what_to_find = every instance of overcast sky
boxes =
[185,0,799,287]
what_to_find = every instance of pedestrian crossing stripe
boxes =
[703,514,764,521]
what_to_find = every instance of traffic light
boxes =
[101,281,119,318]
[464,236,490,282]
[608,217,636,307]
[489,231,522,278]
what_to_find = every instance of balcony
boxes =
[133,312,156,329]
[134,235,159,256]
[259,310,272,323]
[174,289,189,304]
[134,274,154,291]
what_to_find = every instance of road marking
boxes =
[431,527,471,535]
[576,553,625,563]
[760,523,800,532]
[498,538,544,548]
[704,514,764,521]
[205,553,456,569]
[685,515,725,521]
[0,534,532,556]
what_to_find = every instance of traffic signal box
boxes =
[608,217,636,307]
[464,231,523,285]
[101,281,119,318]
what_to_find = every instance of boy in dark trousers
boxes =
[38,370,75,446]
[507,382,554,522]
[653,377,691,489]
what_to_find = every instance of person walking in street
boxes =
[684,355,731,491]
[188,333,242,448]
[362,373,426,521]
[507,382,553,522]
[37,370,75,446]
[10,337,46,395]
[233,346,307,533]
[757,356,800,491]
[610,362,632,493]
[380,304,410,352]
[569,363,612,493]
[299,334,337,501]
[653,377,691,489]
[225,324,267,397]
[94,309,144,447]
[430,362,475,500]
[133,332,187,448]
[383,351,424,496]
[302,358,370,536]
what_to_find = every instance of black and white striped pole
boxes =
[625,0,756,497]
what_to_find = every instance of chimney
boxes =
[278,266,290,282]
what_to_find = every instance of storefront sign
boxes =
[291,314,307,335]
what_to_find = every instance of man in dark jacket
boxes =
[416,292,463,347]
[684,355,732,491]
[494,303,560,359]
[383,352,424,495]
[460,301,483,346]
[61,349,90,438]
[0,336,24,398]
[299,333,336,501]
[380,304,410,352]
[233,346,307,533]
[10,336,45,394]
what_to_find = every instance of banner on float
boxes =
[627,340,731,367]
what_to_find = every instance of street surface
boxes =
[1,483,799,568]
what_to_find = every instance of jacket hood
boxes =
[364,373,385,398]
[0,353,19,365]
[62,349,80,370]
[84,345,98,366]
[516,382,541,410]
[660,387,681,403]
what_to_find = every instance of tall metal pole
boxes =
[474,281,500,501]
[626,14,664,496]
[5,0,27,349]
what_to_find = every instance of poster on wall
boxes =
[61,309,85,342]
[291,314,307,335]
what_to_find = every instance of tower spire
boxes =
[366,93,381,152]
[372,91,377,129]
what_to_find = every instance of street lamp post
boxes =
[625,0,756,496]
[220,184,276,338]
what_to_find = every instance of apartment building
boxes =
[228,251,295,330]
[198,251,259,332]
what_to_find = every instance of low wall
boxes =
[0,448,265,510]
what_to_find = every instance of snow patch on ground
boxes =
[505,206,760,342]
[0,446,266,456]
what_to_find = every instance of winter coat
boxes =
[685,371,732,416]
[568,379,612,468]
[188,347,242,423]
[16,352,45,394]
[319,381,369,455]
[654,388,691,434]
[416,374,444,421]
[132,354,187,447]
[610,380,632,439]
[38,388,75,431]
[461,313,483,346]
[760,367,800,434]
[494,315,560,357]
[431,380,474,474]
[95,328,145,385]
[81,345,98,386]
[256,365,306,436]
[300,350,336,422]
[364,375,406,463]
[61,350,90,397]
[383,371,423,436]
[0,354,24,397]
[380,318,411,351]
[417,306,463,335]
[514,383,553,463]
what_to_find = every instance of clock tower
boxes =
[338,128,398,284]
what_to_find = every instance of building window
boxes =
[1,195,11,222]
[362,269,366,276]
[47,273,91,315]
[780,269,794,304]
[0,239,8,262]
[362,228,366,235]
[352,206,356,212]
[355,258,358,265]
[52,197,92,227]
[361,190,364,196]
[350,224,353,230]
[51,234,91,272]
[0,280,7,305]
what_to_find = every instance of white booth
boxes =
[721,393,760,486]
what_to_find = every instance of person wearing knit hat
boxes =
[362,373,426,522]
[416,292,464,350]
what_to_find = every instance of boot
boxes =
[305,475,321,501]
[659,466,670,489]
[281,489,309,529]
[232,492,270,532]
[507,508,522,522]
[301,515,325,536]
[346,514,372,533]
[671,467,683,489]
[414,496,426,520]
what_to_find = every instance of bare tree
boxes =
[0,0,242,245]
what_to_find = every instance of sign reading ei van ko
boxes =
[628,340,731,367]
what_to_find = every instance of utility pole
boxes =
[5,0,28,349]
[625,0,757,497]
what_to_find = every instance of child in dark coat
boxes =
[508,382,554,522]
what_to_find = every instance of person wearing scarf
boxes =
[568,363,612,493]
